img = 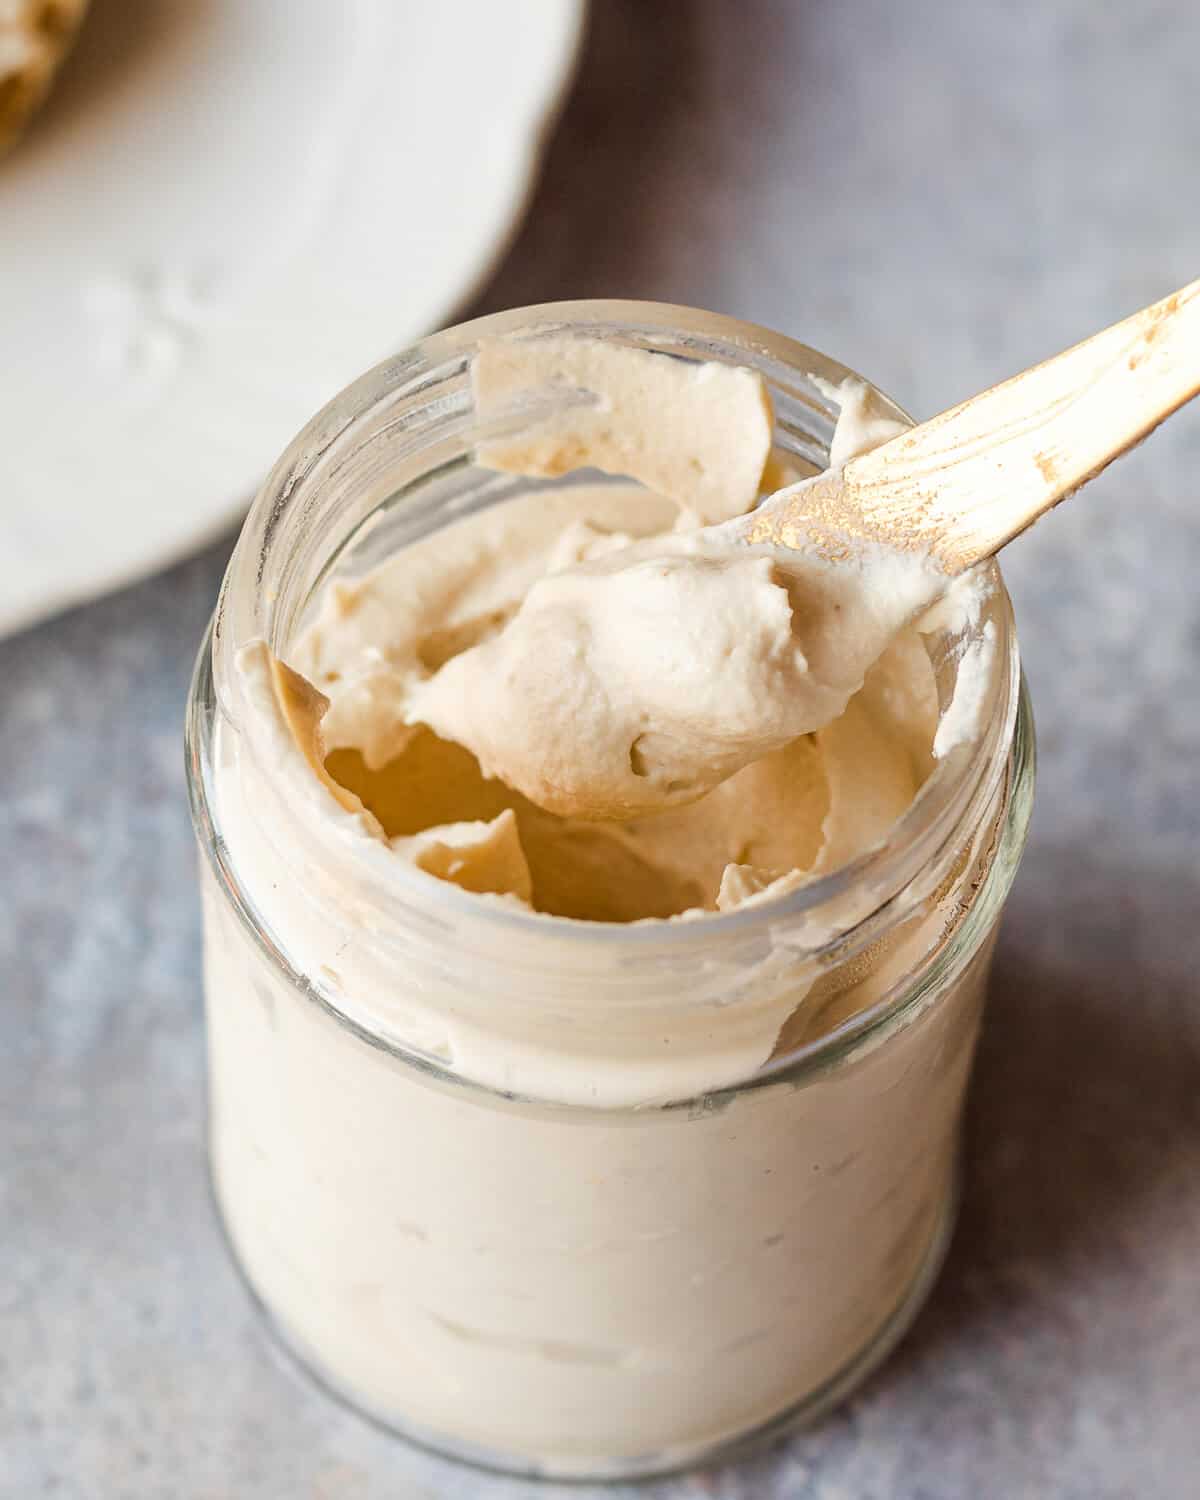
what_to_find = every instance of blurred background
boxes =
[3,2,1198,1496]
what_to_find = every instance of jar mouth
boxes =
[207,299,1021,959]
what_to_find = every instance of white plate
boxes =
[0,0,585,637]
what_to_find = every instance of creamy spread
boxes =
[406,522,947,821]
[200,327,1017,1474]
[277,342,991,919]
[283,484,941,924]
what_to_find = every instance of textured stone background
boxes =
[4,2,1199,1496]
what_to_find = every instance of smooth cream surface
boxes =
[411,344,958,820]
[471,335,775,525]
[292,474,938,922]
[284,342,987,921]
[409,523,945,821]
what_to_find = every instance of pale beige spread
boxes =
[280,340,987,922]
[206,335,1005,1470]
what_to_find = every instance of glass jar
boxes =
[185,301,1034,1481]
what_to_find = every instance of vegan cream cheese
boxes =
[193,310,1029,1477]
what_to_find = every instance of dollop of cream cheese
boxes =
[409,524,946,820]
[274,339,993,923]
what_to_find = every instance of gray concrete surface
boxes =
[4,2,1199,1496]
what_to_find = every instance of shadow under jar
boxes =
[185,300,1035,1481]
